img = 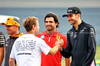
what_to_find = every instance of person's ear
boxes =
[55,22,58,26]
[32,25,35,30]
[77,14,81,18]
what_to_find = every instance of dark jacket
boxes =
[4,32,23,66]
[60,21,96,66]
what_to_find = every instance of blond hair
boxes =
[23,16,38,32]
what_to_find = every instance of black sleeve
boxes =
[60,32,72,58]
[84,27,96,66]
[0,32,5,47]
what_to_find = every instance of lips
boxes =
[69,20,72,23]
[46,25,51,28]
[68,20,73,25]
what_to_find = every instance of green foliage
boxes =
[61,58,65,66]
[95,44,100,60]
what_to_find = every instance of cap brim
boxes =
[62,14,67,17]
[1,23,13,25]
[1,23,6,25]
[62,13,73,17]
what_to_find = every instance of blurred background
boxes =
[0,0,100,66]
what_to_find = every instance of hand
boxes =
[59,47,63,51]
[55,39,64,46]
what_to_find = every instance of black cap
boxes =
[63,7,81,17]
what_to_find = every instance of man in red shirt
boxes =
[36,13,70,66]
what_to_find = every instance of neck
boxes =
[27,31,35,36]
[73,19,82,30]
[47,29,56,34]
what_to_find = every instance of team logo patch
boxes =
[56,36,60,40]
[41,35,45,39]
[90,28,95,37]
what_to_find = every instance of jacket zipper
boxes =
[48,35,54,42]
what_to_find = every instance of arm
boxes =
[48,39,64,56]
[84,27,96,65]
[65,58,71,66]
[0,47,4,66]
[9,58,15,66]
[63,35,71,66]
[60,33,72,58]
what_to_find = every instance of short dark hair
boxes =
[23,16,38,32]
[44,12,59,28]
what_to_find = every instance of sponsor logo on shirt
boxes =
[56,36,60,40]
[80,27,87,34]
[15,40,36,52]
[90,28,95,37]
[70,32,73,37]
[41,35,45,39]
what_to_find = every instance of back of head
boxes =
[44,12,59,28]
[23,16,38,32]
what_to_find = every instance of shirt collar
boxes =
[9,32,23,38]
[43,30,59,36]
[73,20,84,31]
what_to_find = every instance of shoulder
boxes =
[6,36,10,41]
[14,34,26,41]
[0,32,5,38]
[0,31,3,35]
[36,32,45,37]
[83,22,94,28]
[35,36,45,42]
[82,22,95,32]
[34,37,46,46]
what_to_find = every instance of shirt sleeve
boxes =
[60,32,72,58]
[39,39,51,55]
[84,27,96,65]
[0,32,5,47]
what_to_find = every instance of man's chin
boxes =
[70,23,73,25]
[7,32,12,35]
[47,29,52,31]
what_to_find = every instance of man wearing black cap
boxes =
[60,7,96,66]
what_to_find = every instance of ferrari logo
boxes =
[56,36,60,40]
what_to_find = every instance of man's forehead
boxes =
[67,14,75,16]
[45,17,54,21]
